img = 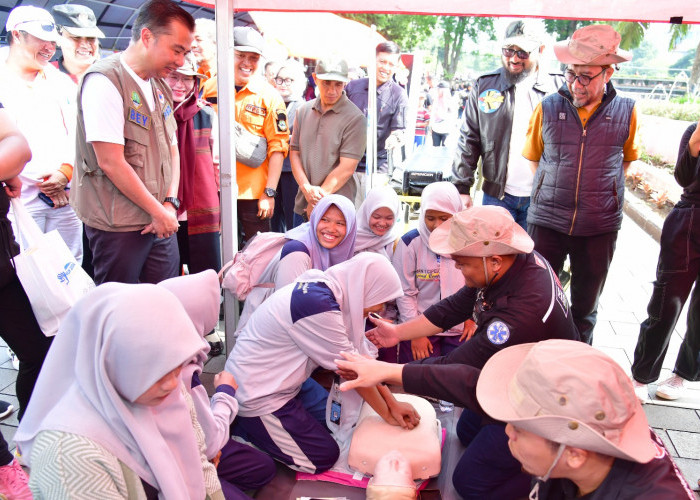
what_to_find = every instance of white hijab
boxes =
[15,283,206,500]
[418,182,465,300]
[418,181,463,246]
[298,252,403,354]
[296,253,404,468]
[354,186,401,259]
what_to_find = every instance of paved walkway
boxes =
[1,194,698,494]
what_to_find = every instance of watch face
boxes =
[265,188,276,197]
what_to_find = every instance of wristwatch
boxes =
[163,197,181,210]
[264,187,277,198]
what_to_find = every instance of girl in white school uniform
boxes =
[354,185,402,361]
[392,181,473,363]
[16,283,223,500]
[226,253,420,475]
[237,194,357,329]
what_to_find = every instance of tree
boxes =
[439,16,494,79]
[340,14,436,51]
[668,24,699,94]
[613,22,698,93]
[543,20,592,41]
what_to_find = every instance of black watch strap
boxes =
[164,197,181,210]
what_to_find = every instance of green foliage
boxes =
[636,99,700,121]
[671,51,695,70]
[669,24,690,50]
[339,14,436,51]
[543,20,592,41]
[670,94,700,105]
[613,22,648,50]
[438,16,494,78]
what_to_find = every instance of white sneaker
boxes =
[6,348,18,371]
[632,379,650,404]
[655,375,687,400]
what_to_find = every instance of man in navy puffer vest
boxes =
[522,25,639,344]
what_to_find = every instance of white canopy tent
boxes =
[184,0,700,349]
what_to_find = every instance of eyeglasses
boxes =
[274,77,294,86]
[502,47,530,60]
[564,68,606,86]
[16,21,56,33]
[166,74,195,86]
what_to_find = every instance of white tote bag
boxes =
[10,198,95,336]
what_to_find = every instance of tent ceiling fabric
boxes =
[185,0,700,24]
[250,11,386,66]
[0,0,227,51]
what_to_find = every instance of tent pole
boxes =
[366,25,377,194]
[216,0,239,354]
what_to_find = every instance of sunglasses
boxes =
[274,77,294,86]
[502,47,530,60]
[564,69,606,87]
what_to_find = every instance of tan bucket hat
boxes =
[176,53,205,79]
[554,24,632,66]
[477,340,657,463]
[428,205,533,257]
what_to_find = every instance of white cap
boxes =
[6,6,60,43]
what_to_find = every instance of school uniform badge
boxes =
[156,89,165,106]
[131,91,142,109]
[478,89,504,114]
[486,320,510,345]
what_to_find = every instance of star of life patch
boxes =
[486,320,510,345]
[478,89,504,113]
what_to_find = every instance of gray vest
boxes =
[527,86,634,236]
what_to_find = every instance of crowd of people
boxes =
[0,0,697,498]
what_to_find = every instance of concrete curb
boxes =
[623,187,665,243]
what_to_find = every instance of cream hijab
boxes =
[354,186,401,258]
[15,283,206,500]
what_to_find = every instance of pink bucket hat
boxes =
[477,340,657,463]
[428,205,533,257]
[554,24,632,66]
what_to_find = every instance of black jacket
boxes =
[420,251,579,369]
[452,67,561,198]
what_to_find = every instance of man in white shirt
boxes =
[0,6,83,262]
[70,0,194,284]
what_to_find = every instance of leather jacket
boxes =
[452,67,562,198]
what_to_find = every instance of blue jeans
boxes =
[482,192,530,230]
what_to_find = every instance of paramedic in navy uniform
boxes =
[366,205,580,499]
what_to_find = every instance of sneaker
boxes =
[0,459,32,500]
[655,375,687,400]
[205,330,224,357]
[6,349,18,371]
[0,401,13,421]
[632,379,649,404]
